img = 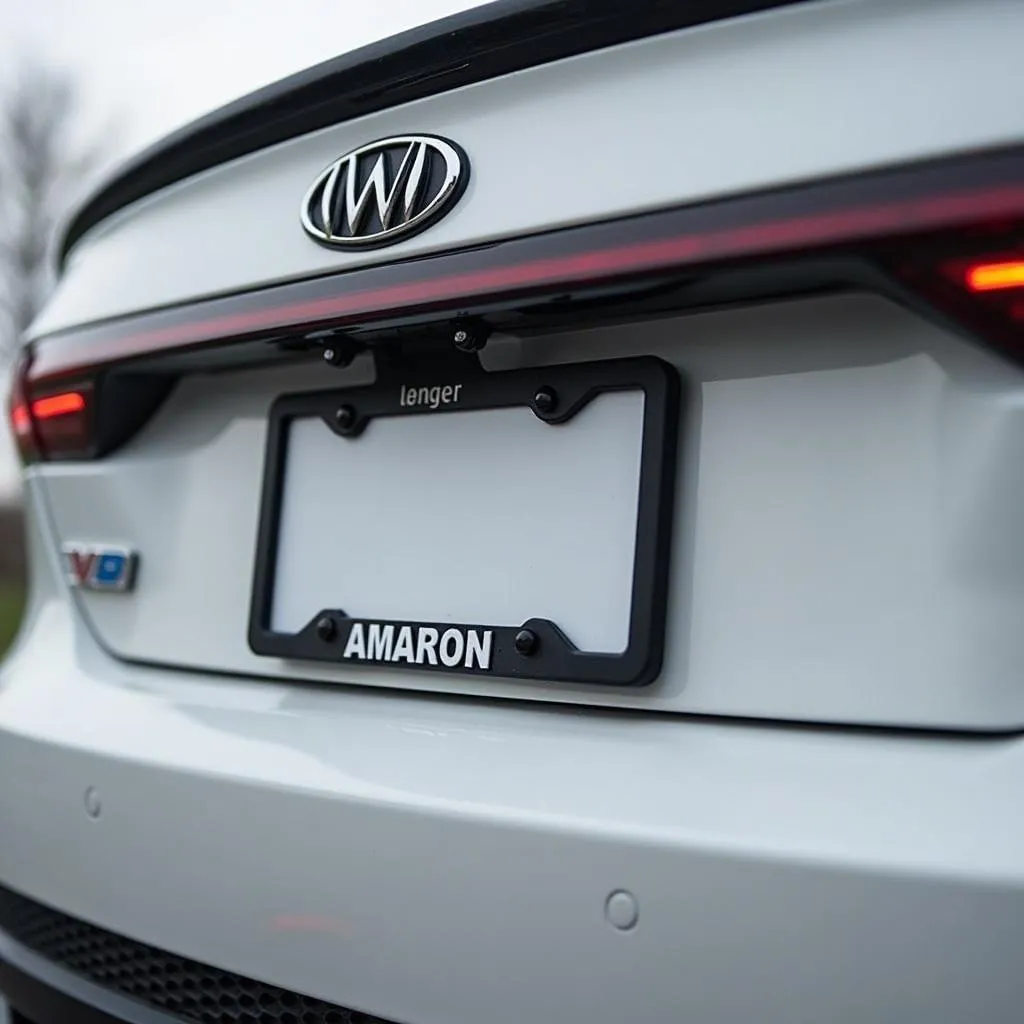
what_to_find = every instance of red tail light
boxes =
[33,391,87,419]
[965,259,1024,292]
[10,404,30,435]
[887,217,1024,357]
[7,350,39,464]
[6,350,94,463]
[30,384,93,460]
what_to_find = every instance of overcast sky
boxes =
[0,0,486,498]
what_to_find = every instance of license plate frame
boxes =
[248,352,680,687]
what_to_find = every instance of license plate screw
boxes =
[315,616,338,643]
[451,319,490,352]
[334,405,357,431]
[322,347,350,368]
[514,628,538,656]
[532,387,558,416]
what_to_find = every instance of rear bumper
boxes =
[2,581,1024,1024]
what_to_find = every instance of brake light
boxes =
[965,259,1024,292]
[32,391,87,420]
[5,352,94,463]
[31,385,93,461]
[6,351,38,464]
[11,405,29,433]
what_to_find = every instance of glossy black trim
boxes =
[60,0,806,264]
[249,353,680,687]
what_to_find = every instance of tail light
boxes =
[886,216,1024,354]
[6,349,94,463]
[6,348,170,464]
[7,350,38,463]
[952,254,1024,327]
[29,384,94,460]
[964,259,1024,293]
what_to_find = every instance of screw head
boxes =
[334,405,356,431]
[316,616,338,642]
[322,345,354,368]
[452,321,489,352]
[532,387,558,416]
[514,629,538,656]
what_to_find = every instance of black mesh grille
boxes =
[0,884,397,1024]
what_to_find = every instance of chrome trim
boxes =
[300,134,467,249]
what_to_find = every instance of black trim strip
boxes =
[33,145,1024,386]
[60,0,807,264]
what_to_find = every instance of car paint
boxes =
[5,0,1024,1020]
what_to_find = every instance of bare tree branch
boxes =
[0,61,108,361]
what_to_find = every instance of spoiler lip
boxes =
[57,0,804,269]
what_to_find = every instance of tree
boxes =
[0,62,105,361]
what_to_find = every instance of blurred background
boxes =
[0,0,484,654]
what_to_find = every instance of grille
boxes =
[0,883,395,1024]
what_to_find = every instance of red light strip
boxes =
[31,391,86,420]
[10,403,31,435]
[966,260,1024,292]
[27,152,1024,385]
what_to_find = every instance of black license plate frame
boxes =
[248,352,680,687]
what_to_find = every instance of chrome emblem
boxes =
[62,544,137,593]
[300,135,467,249]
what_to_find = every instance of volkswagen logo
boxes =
[300,135,468,249]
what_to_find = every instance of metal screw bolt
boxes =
[452,321,489,352]
[514,629,538,656]
[533,387,558,416]
[316,616,338,643]
[323,345,354,368]
[334,405,356,431]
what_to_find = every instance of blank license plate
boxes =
[248,355,679,686]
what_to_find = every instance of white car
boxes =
[4,0,1024,1021]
